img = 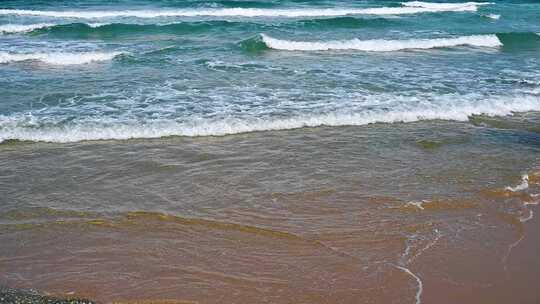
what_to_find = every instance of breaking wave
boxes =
[0,22,109,34]
[0,23,55,34]
[259,34,502,51]
[0,94,538,143]
[401,1,492,9]
[0,3,489,19]
[0,51,124,65]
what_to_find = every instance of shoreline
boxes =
[3,214,538,304]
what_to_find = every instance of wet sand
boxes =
[3,209,539,304]
[419,208,540,304]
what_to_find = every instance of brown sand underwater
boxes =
[1,121,539,303]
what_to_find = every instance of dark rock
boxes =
[0,286,96,304]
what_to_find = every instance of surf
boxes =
[1,93,538,143]
[0,23,56,34]
[0,3,490,19]
[259,34,502,52]
[0,51,124,65]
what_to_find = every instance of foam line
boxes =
[0,94,538,143]
[260,34,502,51]
[409,229,442,264]
[0,23,55,33]
[505,174,529,192]
[520,209,534,223]
[402,1,492,9]
[484,14,500,20]
[396,265,423,304]
[502,234,524,271]
[406,201,426,210]
[0,51,124,65]
[0,3,488,19]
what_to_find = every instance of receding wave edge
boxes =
[0,94,538,143]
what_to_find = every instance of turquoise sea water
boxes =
[0,0,539,142]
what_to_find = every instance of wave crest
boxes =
[401,1,492,9]
[0,51,124,65]
[260,34,502,52]
[0,23,55,34]
[0,3,488,19]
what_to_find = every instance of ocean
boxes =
[0,1,539,303]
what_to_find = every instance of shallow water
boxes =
[1,120,540,303]
[0,0,540,303]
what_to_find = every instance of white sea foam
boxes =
[502,233,524,269]
[0,23,112,34]
[406,200,427,210]
[524,88,540,95]
[401,229,442,265]
[395,265,423,304]
[484,13,500,20]
[410,229,441,263]
[0,93,538,143]
[400,228,442,281]
[519,209,534,223]
[505,174,529,192]
[260,34,502,51]
[0,51,124,65]
[0,4,487,19]
[0,23,55,33]
[87,23,110,28]
[402,1,492,9]
[401,241,413,264]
